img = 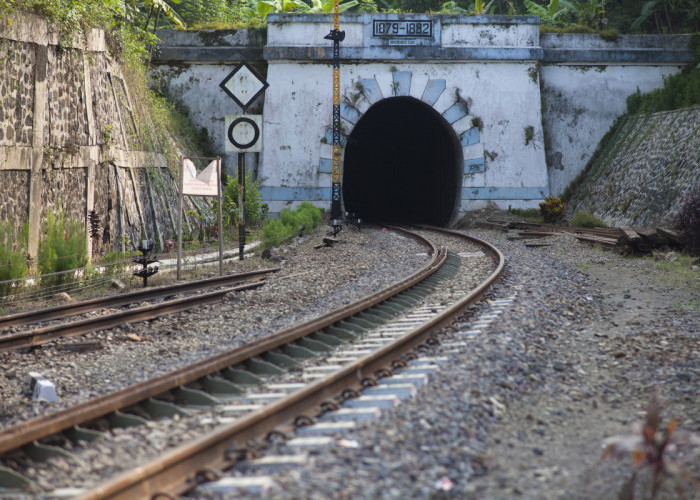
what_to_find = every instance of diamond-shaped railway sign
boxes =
[219,62,269,111]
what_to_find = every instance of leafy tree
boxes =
[247,0,308,19]
[523,0,568,26]
[307,0,358,13]
[172,0,246,27]
[125,0,186,30]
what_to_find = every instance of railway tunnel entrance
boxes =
[342,96,463,227]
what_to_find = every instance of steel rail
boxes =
[0,281,266,354]
[79,228,503,500]
[0,268,280,331]
[0,227,439,456]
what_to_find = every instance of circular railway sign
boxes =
[225,114,263,152]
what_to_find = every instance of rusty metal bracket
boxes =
[340,388,360,401]
[265,430,288,443]
[374,368,393,379]
[361,377,378,388]
[391,359,407,370]
[194,468,221,484]
[293,415,315,428]
[317,400,340,416]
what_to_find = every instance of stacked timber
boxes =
[480,219,684,254]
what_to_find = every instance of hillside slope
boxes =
[566,106,700,227]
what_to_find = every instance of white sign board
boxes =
[182,159,219,196]
[219,62,269,110]
[225,114,263,152]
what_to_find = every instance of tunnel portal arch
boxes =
[342,96,463,227]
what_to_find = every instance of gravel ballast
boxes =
[0,226,429,429]
[1,224,698,499]
[206,227,699,500]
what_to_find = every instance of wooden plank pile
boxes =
[479,219,683,254]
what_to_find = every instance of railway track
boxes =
[0,226,503,498]
[0,268,279,353]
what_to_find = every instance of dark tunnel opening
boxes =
[342,96,463,226]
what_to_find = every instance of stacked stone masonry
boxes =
[569,106,700,227]
[0,13,206,262]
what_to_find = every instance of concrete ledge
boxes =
[264,46,543,61]
[542,48,693,64]
[0,12,105,51]
[0,146,170,170]
[540,33,692,50]
[153,46,264,63]
[155,29,266,47]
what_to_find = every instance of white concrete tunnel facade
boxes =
[260,14,550,221]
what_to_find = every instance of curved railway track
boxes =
[0,226,503,498]
[0,268,279,353]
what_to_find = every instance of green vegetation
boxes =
[4,0,694,35]
[216,173,268,227]
[539,195,567,223]
[652,254,700,293]
[38,211,88,288]
[507,207,542,223]
[0,222,28,298]
[626,67,700,115]
[261,202,322,248]
[569,210,607,228]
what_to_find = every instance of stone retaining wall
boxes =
[568,106,700,226]
[0,13,206,261]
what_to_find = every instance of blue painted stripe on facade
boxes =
[360,78,383,104]
[340,102,361,124]
[262,186,549,203]
[392,71,412,96]
[460,127,480,147]
[464,158,485,174]
[319,158,343,173]
[422,79,446,106]
[260,186,332,201]
[442,103,468,124]
[324,128,348,147]
[462,187,550,200]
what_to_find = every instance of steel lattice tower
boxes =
[324,1,344,230]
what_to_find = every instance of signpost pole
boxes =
[238,153,246,261]
[177,157,184,280]
[217,157,223,276]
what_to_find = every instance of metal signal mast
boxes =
[324,0,344,234]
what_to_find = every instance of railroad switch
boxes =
[133,241,159,287]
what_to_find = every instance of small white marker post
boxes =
[177,157,223,279]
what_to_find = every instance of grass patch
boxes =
[38,210,88,289]
[508,207,542,223]
[651,255,700,293]
[0,222,28,298]
[570,211,607,228]
[261,202,323,249]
